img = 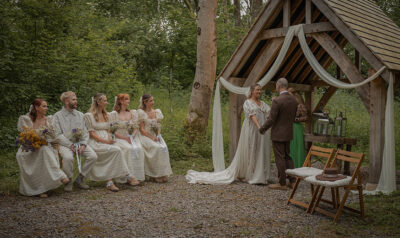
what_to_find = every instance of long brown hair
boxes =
[114,94,130,113]
[288,88,305,105]
[248,84,261,99]
[140,94,152,110]
[29,98,45,122]
[89,93,109,122]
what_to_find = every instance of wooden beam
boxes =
[229,78,244,162]
[368,71,386,186]
[311,32,370,112]
[219,0,282,80]
[245,38,284,87]
[311,0,391,84]
[305,90,314,134]
[305,35,348,84]
[306,0,312,24]
[263,81,312,92]
[260,22,336,39]
[313,86,337,113]
[283,0,290,27]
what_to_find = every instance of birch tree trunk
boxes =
[185,0,218,136]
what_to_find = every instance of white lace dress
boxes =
[16,115,67,196]
[109,110,145,182]
[137,109,172,178]
[186,99,271,184]
[84,113,129,181]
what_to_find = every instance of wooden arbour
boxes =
[217,0,400,187]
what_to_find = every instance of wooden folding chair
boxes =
[286,145,335,212]
[306,149,365,223]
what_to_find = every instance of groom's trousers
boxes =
[272,141,295,186]
[59,145,98,179]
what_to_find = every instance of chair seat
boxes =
[286,167,323,178]
[304,175,352,187]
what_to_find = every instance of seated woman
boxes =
[137,94,172,183]
[84,93,134,192]
[109,94,145,185]
[16,99,69,197]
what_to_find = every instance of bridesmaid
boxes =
[110,94,145,185]
[137,94,172,182]
[84,93,134,192]
[288,88,307,168]
[16,99,69,197]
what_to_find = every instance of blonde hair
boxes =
[89,93,109,122]
[288,88,305,105]
[60,91,76,103]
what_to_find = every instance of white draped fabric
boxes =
[209,24,396,194]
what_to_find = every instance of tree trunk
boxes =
[234,0,241,26]
[185,0,218,137]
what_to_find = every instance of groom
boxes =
[259,78,298,190]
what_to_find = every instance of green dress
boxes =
[290,122,306,168]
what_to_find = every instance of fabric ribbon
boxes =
[129,135,139,158]
[74,143,82,173]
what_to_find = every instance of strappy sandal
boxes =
[127,176,140,186]
[39,193,48,198]
[106,181,119,192]
[61,177,70,185]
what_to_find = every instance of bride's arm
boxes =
[250,115,261,129]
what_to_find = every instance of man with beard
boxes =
[54,91,98,191]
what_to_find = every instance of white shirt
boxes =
[53,107,89,147]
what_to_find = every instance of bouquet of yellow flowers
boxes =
[17,127,47,152]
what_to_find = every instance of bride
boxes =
[186,84,271,185]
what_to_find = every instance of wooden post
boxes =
[305,89,314,151]
[283,0,290,27]
[229,77,244,162]
[366,70,387,190]
[306,0,312,24]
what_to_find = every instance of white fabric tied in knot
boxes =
[28,104,34,114]
[139,96,143,109]
[113,96,118,110]
[90,96,95,109]
[129,135,139,158]
[210,24,395,194]
[74,143,82,173]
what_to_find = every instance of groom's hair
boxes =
[60,91,76,103]
[277,78,288,89]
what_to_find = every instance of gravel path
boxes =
[0,171,364,237]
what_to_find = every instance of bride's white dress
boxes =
[186,99,271,185]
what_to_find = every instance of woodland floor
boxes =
[1,166,399,237]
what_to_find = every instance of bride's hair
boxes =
[248,84,261,98]
[140,94,152,110]
[114,93,130,113]
[89,93,109,122]
[29,98,45,122]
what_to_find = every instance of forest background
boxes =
[0,0,400,194]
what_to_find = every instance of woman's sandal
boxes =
[39,193,48,198]
[127,177,140,186]
[61,177,70,185]
[106,181,119,192]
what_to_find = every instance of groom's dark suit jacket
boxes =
[260,92,298,142]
